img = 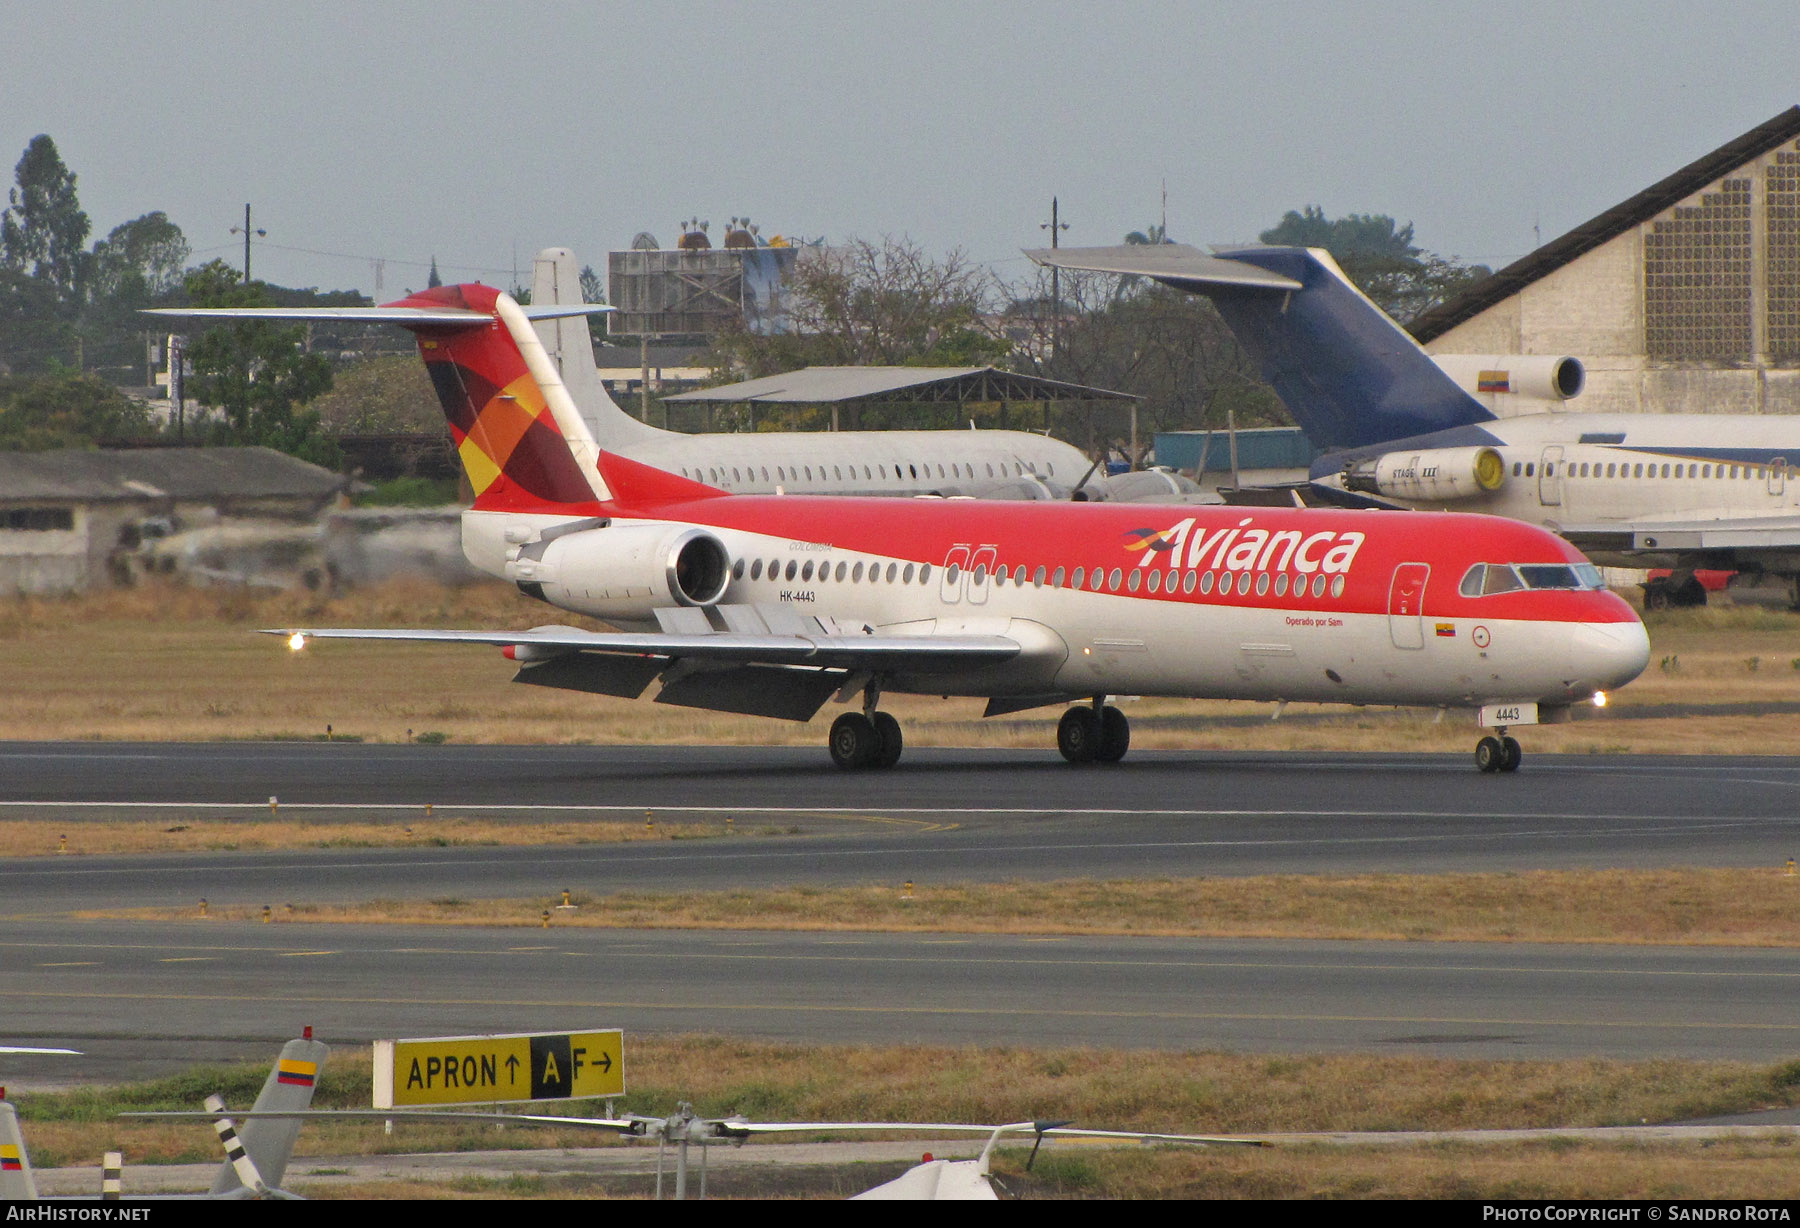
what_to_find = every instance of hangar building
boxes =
[1410,107,1800,418]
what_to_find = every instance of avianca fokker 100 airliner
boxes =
[157,284,1649,771]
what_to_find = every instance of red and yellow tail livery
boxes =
[388,284,607,515]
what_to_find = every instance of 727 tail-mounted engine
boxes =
[1343,446,1506,502]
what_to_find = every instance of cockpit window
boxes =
[1463,561,1604,596]
[1482,565,1524,596]
[1518,563,1604,590]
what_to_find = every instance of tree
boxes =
[579,263,607,342]
[1124,223,1173,246]
[1259,206,1490,324]
[88,211,189,302]
[1,135,90,301]
[1016,267,1287,455]
[0,371,155,450]
[708,236,1007,380]
[305,353,442,434]
[182,259,337,465]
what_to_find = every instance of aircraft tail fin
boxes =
[530,247,662,448]
[388,284,614,513]
[207,1034,328,1196]
[1026,244,1495,450]
[0,1095,37,1200]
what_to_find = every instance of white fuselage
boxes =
[1327,413,1800,543]
[464,505,1650,713]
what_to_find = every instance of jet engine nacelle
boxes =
[1343,446,1506,502]
[506,523,731,620]
[1430,354,1585,402]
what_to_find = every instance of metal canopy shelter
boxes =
[662,365,1140,441]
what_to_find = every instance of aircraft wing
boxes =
[1023,244,1302,292]
[273,625,1021,672]
[1556,513,1800,561]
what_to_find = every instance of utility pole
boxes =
[230,204,266,283]
[1040,197,1069,359]
[1040,197,1070,350]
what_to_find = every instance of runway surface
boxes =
[6,918,1800,1085]
[1,744,1797,914]
[2,742,1796,1082]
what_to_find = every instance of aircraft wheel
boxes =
[1475,735,1505,773]
[1500,736,1522,772]
[1057,706,1100,764]
[1096,705,1131,763]
[829,712,880,769]
[872,711,903,769]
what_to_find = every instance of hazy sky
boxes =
[4,1,1795,299]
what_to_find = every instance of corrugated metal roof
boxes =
[1409,106,1800,343]
[662,365,1138,404]
[0,447,344,503]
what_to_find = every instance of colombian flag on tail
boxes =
[276,1059,317,1088]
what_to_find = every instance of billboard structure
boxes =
[608,246,800,340]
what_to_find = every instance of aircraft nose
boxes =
[1574,620,1651,692]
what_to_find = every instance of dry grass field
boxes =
[0,578,1797,754]
[15,1039,1800,1198]
[89,867,1800,946]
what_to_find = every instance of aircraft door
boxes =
[968,546,997,605]
[1538,446,1564,507]
[1770,458,1786,497]
[1388,562,1430,650]
[939,545,970,605]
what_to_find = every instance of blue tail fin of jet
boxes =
[1025,243,1495,450]
[1198,246,1494,449]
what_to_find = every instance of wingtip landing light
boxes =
[287,633,307,653]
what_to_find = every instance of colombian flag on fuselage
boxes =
[277,1059,317,1087]
[1,1145,22,1171]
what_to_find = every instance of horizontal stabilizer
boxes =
[143,303,611,329]
[1025,244,1301,291]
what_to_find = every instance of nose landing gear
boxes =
[1476,729,1522,773]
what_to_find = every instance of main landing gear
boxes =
[829,683,904,770]
[1475,728,1522,773]
[1058,698,1130,765]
